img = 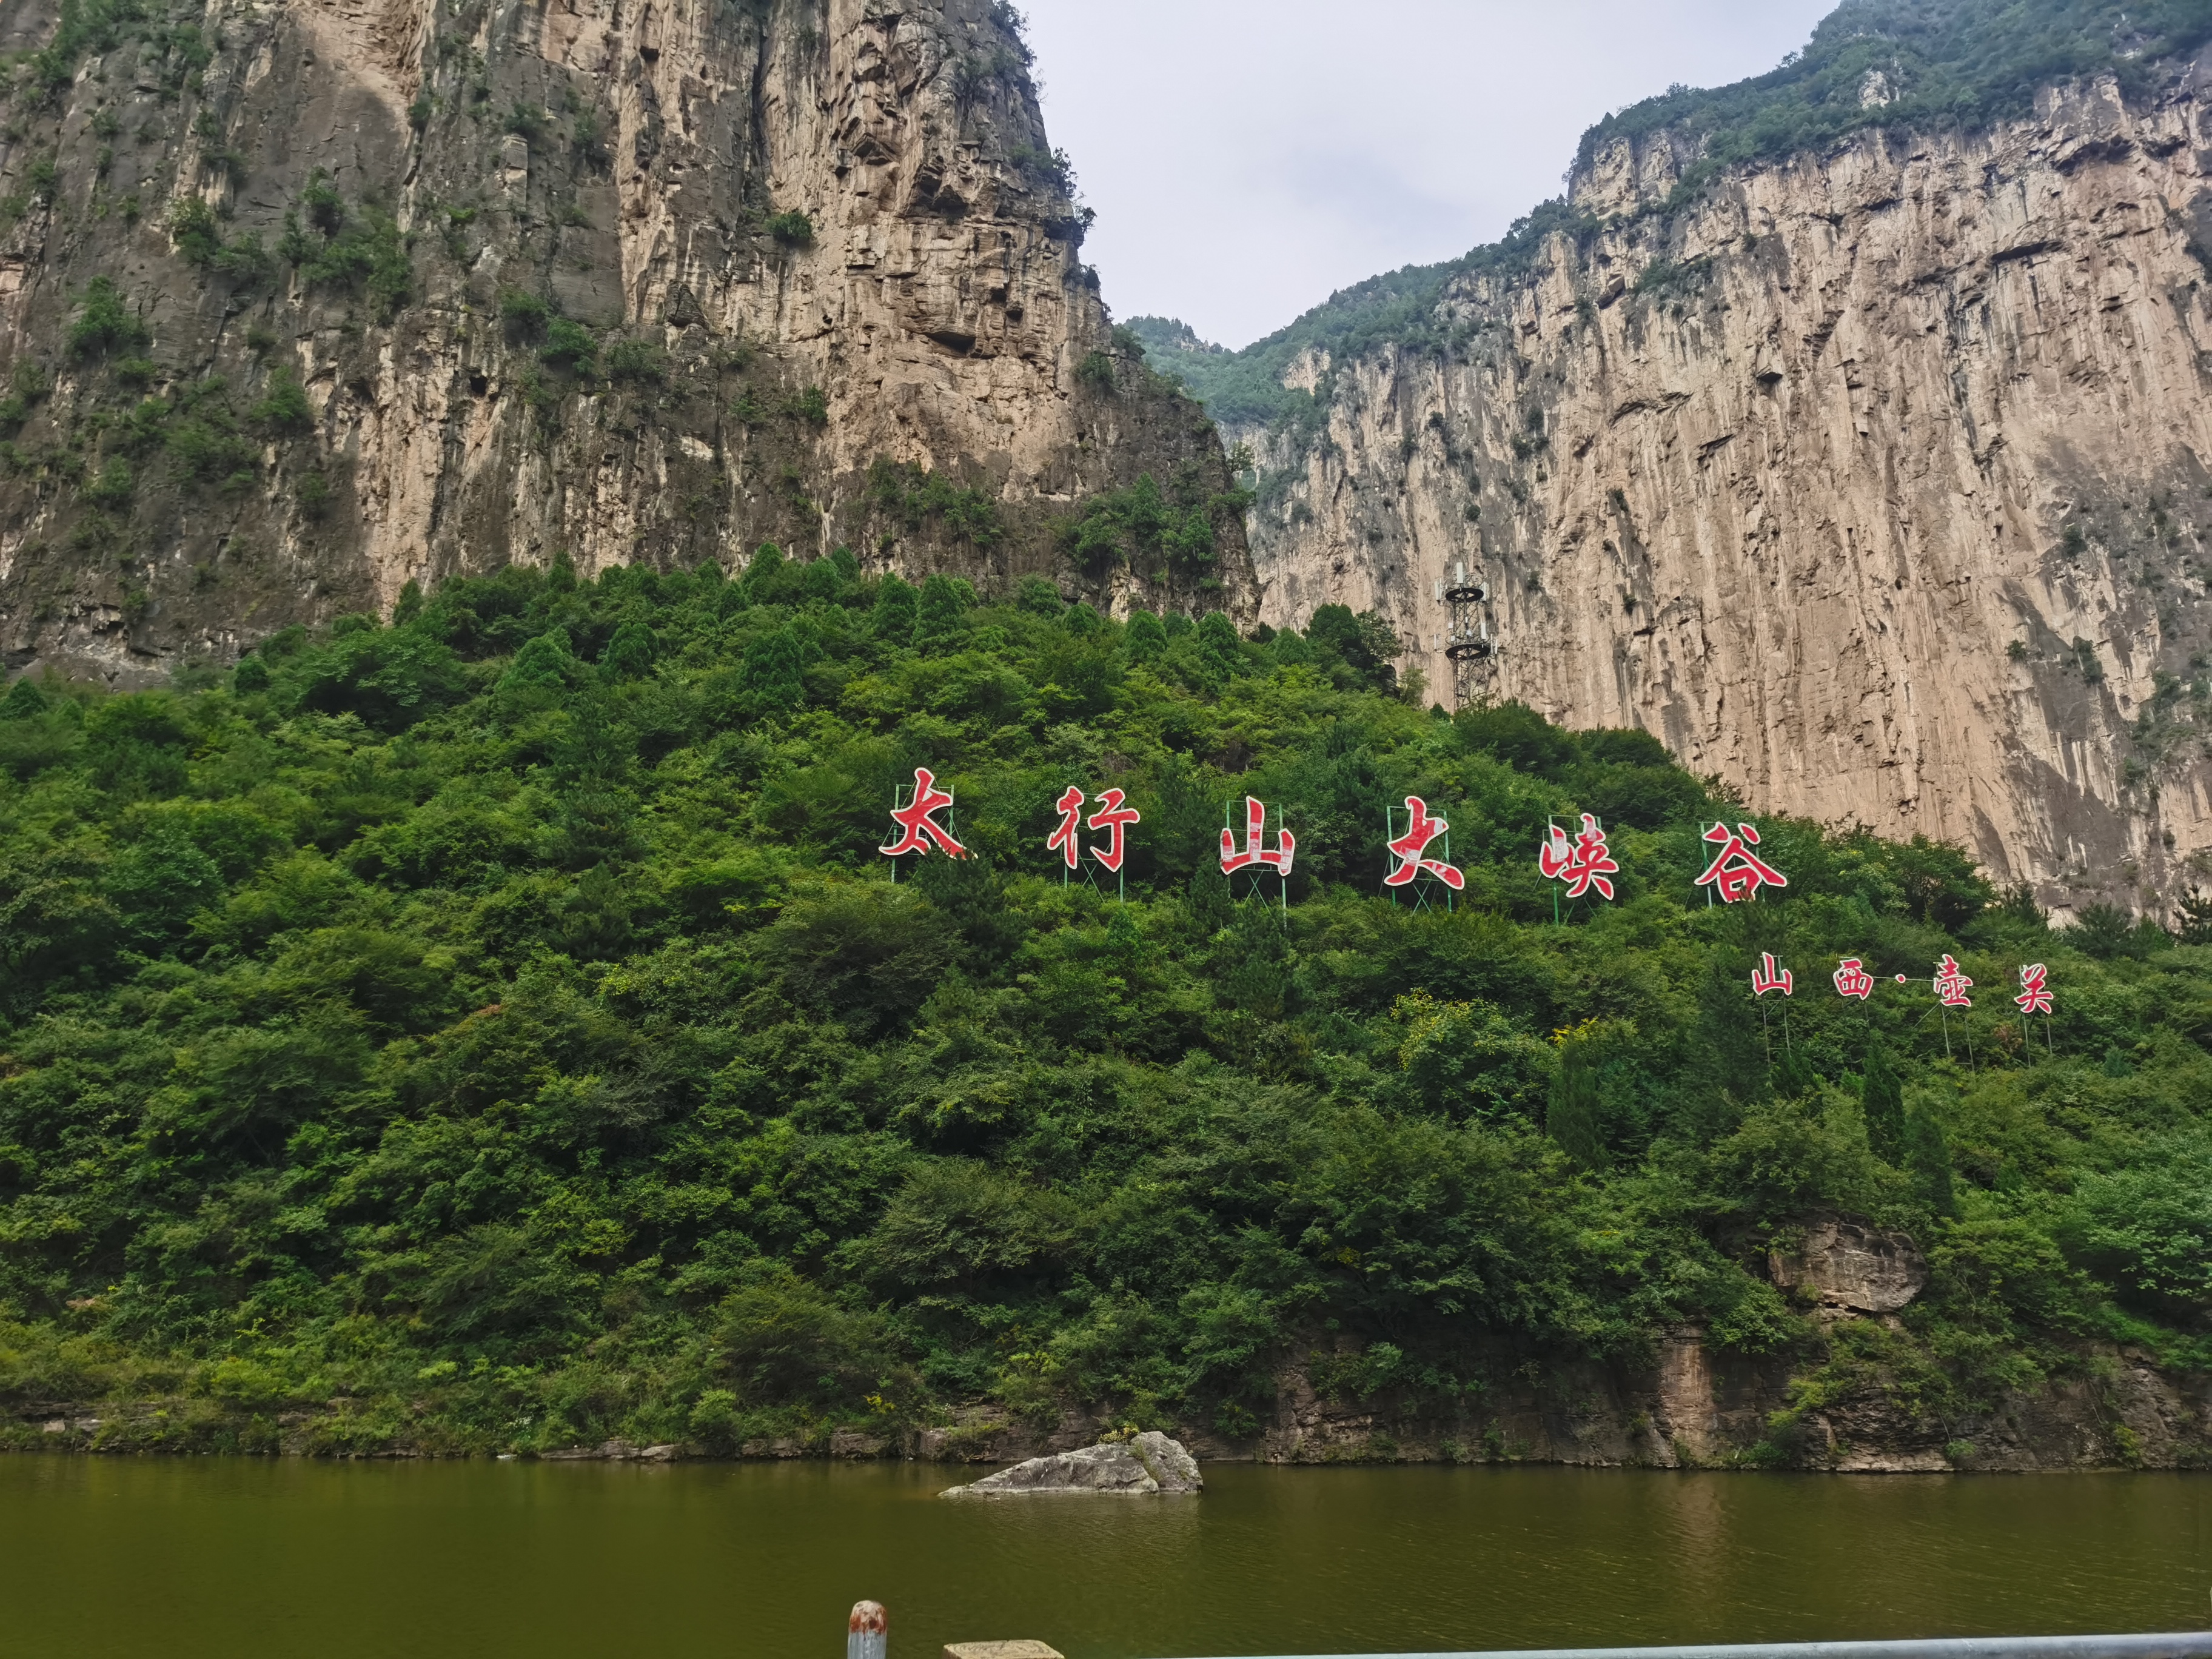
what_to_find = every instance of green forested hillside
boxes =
[1579,0,2212,180]
[0,552,2206,1458]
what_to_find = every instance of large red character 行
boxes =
[1047,785,1142,873]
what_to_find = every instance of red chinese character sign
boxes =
[2016,962,2054,1055]
[1539,814,1619,918]
[1929,952,1974,1062]
[1046,785,1142,897]
[1932,954,1973,1008]
[880,768,967,871]
[1385,797,1463,910]
[1087,789,1140,874]
[1047,785,1085,872]
[1833,957,1875,1000]
[1695,822,1788,904]
[1222,796,1295,910]
[1752,953,1793,996]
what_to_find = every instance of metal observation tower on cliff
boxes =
[1439,558,1498,711]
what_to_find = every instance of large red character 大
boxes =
[1385,797,1464,891]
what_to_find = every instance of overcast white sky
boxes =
[1021,1,1837,349]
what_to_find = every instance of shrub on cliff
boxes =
[0,558,2202,1455]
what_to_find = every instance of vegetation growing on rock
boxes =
[0,552,2204,1458]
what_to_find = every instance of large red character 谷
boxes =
[1695,822,1789,903]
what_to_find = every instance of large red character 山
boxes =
[1221,797,1295,876]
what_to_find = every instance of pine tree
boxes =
[871,573,918,643]
[914,574,968,651]
[1862,1037,1905,1164]
[1904,1102,1956,1217]
[2175,886,2212,947]
[1547,1033,1609,1171]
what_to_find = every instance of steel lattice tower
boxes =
[1439,560,1496,711]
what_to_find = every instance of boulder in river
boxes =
[940,1432,1202,1497]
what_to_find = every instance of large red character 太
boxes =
[879,767,968,859]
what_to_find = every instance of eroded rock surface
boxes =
[942,1431,1201,1496]
[1769,1216,1929,1313]
[1234,50,2212,904]
[0,0,1250,685]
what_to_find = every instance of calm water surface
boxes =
[0,1457,2205,1659]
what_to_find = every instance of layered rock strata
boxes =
[1236,51,2212,904]
[0,0,1250,683]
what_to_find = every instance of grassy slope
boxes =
[1135,0,2212,432]
[0,555,2205,1459]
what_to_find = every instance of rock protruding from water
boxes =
[941,1432,1202,1498]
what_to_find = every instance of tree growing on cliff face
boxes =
[1905,1104,1957,1218]
[1862,1038,1905,1164]
[0,560,2202,1461]
[1546,1025,1607,1171]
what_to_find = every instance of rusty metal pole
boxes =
[848,1601,887,1659]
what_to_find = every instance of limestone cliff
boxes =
[0,0,1250,685]
[1233,50,2212,908]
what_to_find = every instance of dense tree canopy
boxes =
[0,549,2205,1457]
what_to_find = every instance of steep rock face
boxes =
[0,0,1250,683]
[1238,54,2212,903]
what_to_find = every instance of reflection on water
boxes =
[0,1456,2204,1659]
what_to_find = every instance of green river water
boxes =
[0,1457,2205,1659]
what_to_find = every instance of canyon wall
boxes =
[0,0,1248,685]
[1236,52,2212,907]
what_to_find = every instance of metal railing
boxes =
[846,1606,2212,1659]
[1170,1641,2212,1659]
